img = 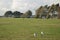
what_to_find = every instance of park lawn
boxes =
[0,18,60,40]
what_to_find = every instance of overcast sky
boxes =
[0,0,60,16]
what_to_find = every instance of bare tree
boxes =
[36,6,44,18]
[55,3,60,19]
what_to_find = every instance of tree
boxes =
[20,13,24,18]
[58,7,60,19]
[46,4,55,19]
[56,3,60,19]
[13,11,21,18]
[25,10,32,18]
[36,6,44,18]
[44,5,48,9]
[4,11,13,17]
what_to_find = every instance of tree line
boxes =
[4,10,32,18]
[4,3,60,19]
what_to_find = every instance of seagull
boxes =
[34,33,37,37]
[41,32,44,36]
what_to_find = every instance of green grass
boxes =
[0,18,60,40]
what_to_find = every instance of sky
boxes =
[0,0,60,16]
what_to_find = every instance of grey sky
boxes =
[0,0,60,16]
[0,0,12,16]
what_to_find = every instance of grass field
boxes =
[0,18,60,40]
